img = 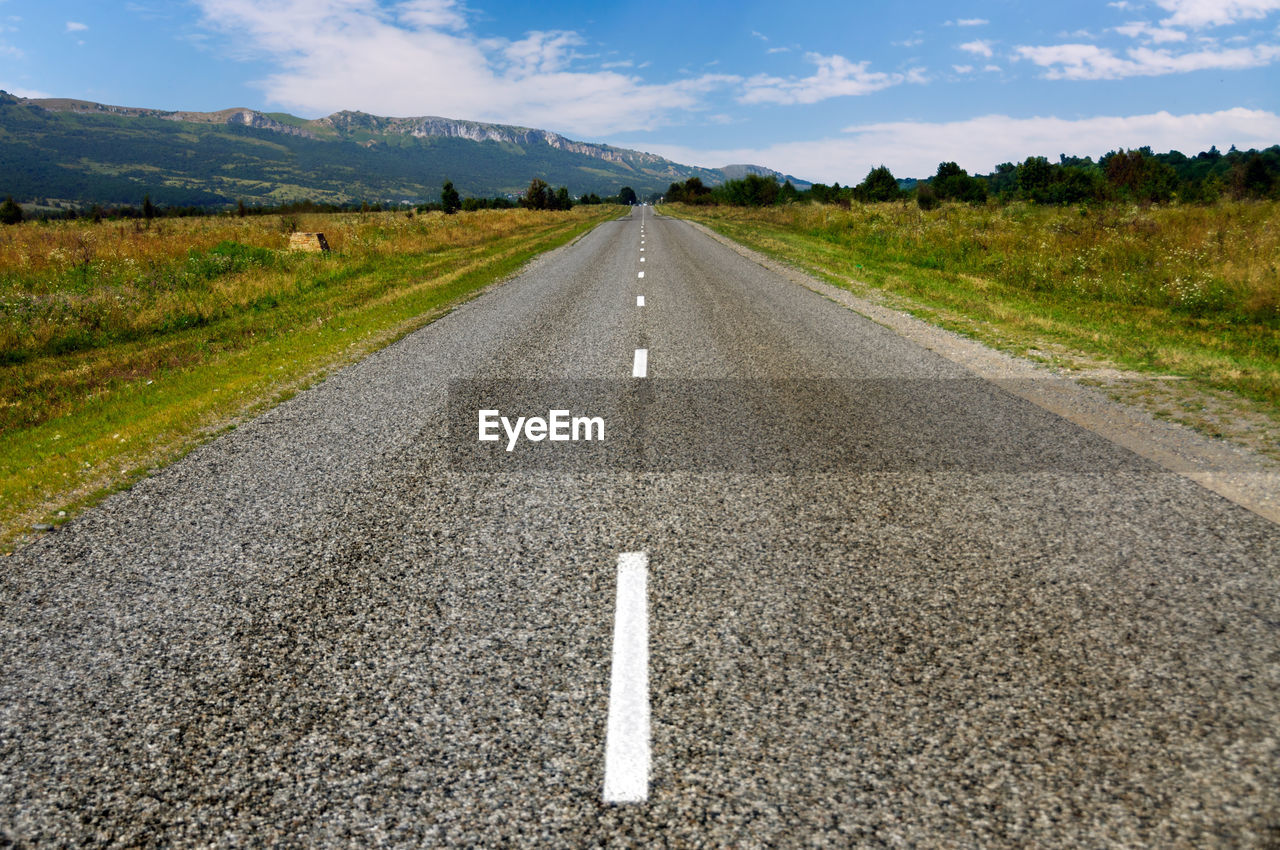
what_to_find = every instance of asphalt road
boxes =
[3,207,1278,847]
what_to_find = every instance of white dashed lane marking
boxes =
[603,551,650,804]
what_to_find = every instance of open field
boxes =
[0,206,620,550]
[662,201,1280,456]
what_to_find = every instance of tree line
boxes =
[13,142,1271,226]
[431,179,638,214]
[665,144,1280,209]
[1,179,648,225]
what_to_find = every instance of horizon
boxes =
[1,1,1278,183]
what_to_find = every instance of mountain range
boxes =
[0,92,810,209]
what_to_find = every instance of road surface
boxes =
[3,207,1278,846]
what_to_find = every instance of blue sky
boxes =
[2,0,1278,181]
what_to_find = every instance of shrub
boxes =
[0,197,22,225]
[916,184,940,210]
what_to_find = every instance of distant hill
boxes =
[718,163,811,188]
[0,91,809,208]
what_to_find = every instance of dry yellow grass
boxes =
[0,206,620,549]
[678,201,1279,321]
[0,209,589,360]
[666,200,1280,411]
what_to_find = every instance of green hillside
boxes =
[0,92,744,208]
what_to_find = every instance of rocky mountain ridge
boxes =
[0,92,810,207]
[15,94,805,186]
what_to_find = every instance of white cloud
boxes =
[1015,40,1280,77]
[1115,21,1189,42]
[499,30,583,76]
[739,52,920,104]
[397,0,465,30]
[957,18,989,26]
[953,64,974,73]
[619,108,1280,184]
[65,21,87,32]
[1155,0,1280,27]
[191,0,739,137]
[958,39,994,57]
[893,37,923,47]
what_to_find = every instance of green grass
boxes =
[0,206,621,550]
[662,201,1280,416]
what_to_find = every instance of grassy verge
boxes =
[1,206,620,550]
[662,201,1279,455]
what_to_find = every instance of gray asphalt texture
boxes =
[3,208,1278,847]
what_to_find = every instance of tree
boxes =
[1233,153,1275,199]
[742,174,779,206]
[987,163,1018,198]
[932,162,988,204]
[0,196,23,225]
[808,183,847,205]
[441,180,461,214]
[1101,148,1176,204]
[916,183,940,210]
[553,186,572,210]
[1016,156,1054,197]
[618,186,638,205]
[715,174,780,206]
[856,166,900,202]
[521,178,552,210]
[666,177,712,205]
[142,193,156,222]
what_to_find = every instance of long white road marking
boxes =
[638,271,645,279]
[632,349,648,378]
[636,295,645,307]
[603,551,650,804]
[640,257,646,262]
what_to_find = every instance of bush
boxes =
[0,197,22,225]
[185,241,277,281]
[916,184,940,210]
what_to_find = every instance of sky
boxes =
[1,0,1278,182]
